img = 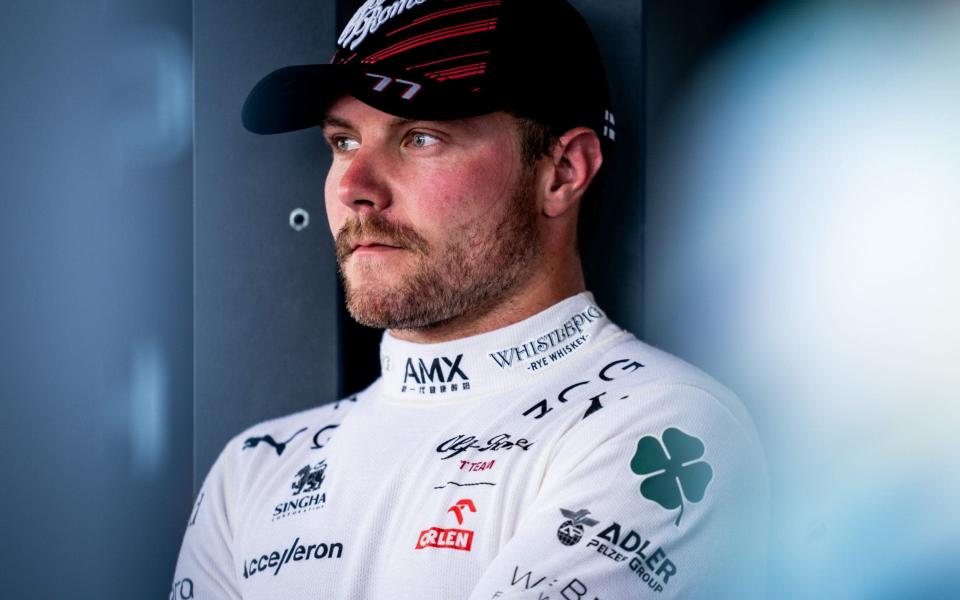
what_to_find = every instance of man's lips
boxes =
[349,241,405,255]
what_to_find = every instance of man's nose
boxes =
[335,148,392,214]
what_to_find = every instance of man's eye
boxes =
[334,137,360,152]
[408,132,440,149]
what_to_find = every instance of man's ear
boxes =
[541,127,603,218]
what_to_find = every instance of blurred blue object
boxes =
[0,1,193,598]
[647,1,960,598]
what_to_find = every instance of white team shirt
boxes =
[172,292,768,600]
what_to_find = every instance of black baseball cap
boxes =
[242,0,616,145]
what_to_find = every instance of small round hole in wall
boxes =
[289,208,309,232]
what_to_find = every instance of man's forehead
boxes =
[321,95,513,133]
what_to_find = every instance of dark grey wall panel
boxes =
[570,0,646,336]
[195,1,339,491]
[0,1,194,597]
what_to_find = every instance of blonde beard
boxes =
[335,175,541,331]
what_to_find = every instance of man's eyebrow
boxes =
[321,114,427,132]
[321,115,354,130]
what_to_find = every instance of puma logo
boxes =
[243,427,308,456]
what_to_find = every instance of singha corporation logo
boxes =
[292,460,327,496]
[556,508,599,546]
[273,460,329,521]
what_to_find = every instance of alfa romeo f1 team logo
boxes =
[556,508,599,546]
[630,428,713,526]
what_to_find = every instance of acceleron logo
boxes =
[415,499,477,551]
[241,537,344,579]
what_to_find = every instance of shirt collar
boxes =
[377,292,621,403]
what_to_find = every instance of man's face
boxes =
[323,95,541,331]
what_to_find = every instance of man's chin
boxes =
[341,261,404,293]
[344,289,409,329]
[341,249,412,279]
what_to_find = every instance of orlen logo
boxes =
[416,499,477,551]
[402,354,470,394]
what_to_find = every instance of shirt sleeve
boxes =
[170,438,242,600]
[466,382,769,600]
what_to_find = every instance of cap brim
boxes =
[242,64,503,135]
[242,64,351,135]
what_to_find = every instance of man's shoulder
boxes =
[551,331,763,460]
[544,331,768,511]
[590,332,750,423]
[598,332,733,396]
[226,392,365,457]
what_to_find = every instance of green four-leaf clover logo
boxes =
[630,427,713,526]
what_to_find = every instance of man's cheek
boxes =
[324,198,346,238]
[323,170,345,232]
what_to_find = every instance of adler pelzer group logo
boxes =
[556,507,679,594]
[556,508,599,546]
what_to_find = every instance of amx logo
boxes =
[402,354,470,394]
[416,499,477,551]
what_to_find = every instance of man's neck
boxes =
[388,264,586,344]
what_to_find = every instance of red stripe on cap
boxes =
[425,62,487,81]
[363,19,496,63]
[429,62,486,76]
[362,19,497,64]
[387,1,501,37]
[406,50,490,71]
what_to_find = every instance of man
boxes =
[173,1,768,599]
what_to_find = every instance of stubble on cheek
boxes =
[334,173,541,332]
[334,213,431,328]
